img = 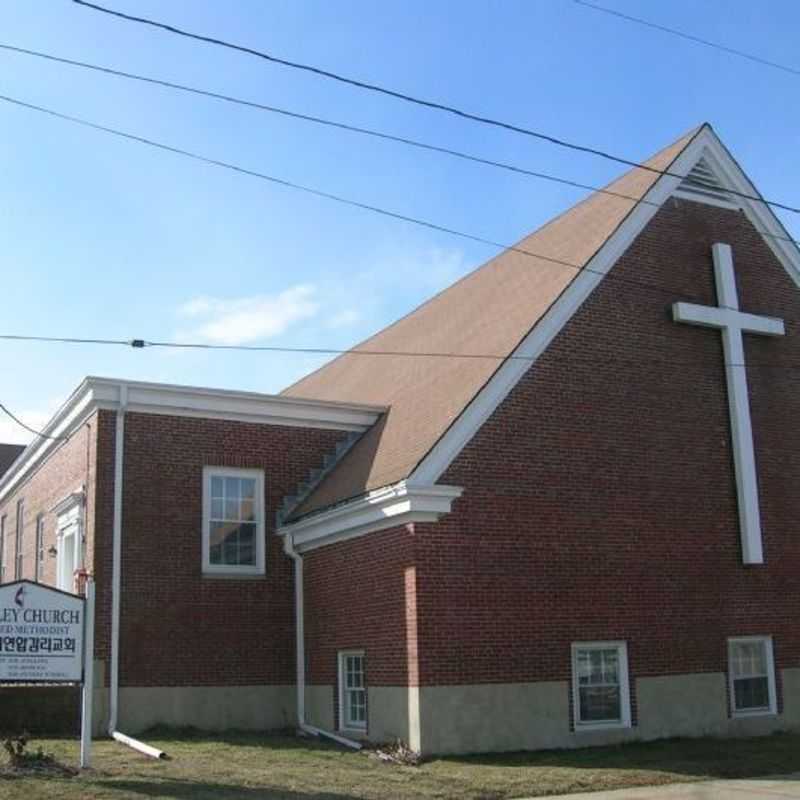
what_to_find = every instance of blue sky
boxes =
[1,0,798,442]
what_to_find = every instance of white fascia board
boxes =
[277,481,463,552]
[0,377,384,505]
[85,376,385,430]
[410,127,800,486]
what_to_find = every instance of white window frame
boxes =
[338,650,367,733]
[202,466,266,577]
[55,503,82,593]
[14,499,24,580]
[728,636,777,718]
[571,641,632,731]
[34,514,45,583]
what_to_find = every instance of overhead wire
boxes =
[0,42,797,252]
[0,402,68,441]
[69,0,800,215]
[2,92,798,317]
[572,0,800,78]
[0,332,797,371]
[0,42,682,209]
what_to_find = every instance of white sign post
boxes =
[80,580,95,769]
[0,579,95,768]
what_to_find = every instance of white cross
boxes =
[673,243,784,564]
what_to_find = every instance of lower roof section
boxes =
[278,480,463,553]
[0,376,385,505]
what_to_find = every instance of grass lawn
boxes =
[1,730,798,799]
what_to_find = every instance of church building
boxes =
[0,124,798,754]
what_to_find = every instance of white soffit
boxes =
[277,481,463,552]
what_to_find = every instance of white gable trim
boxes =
[410,126,800,486]
[0,377,384,506]
[276,481,463,553]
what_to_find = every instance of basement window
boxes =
[728,636,777,716]
[338,650,367,732]
[202,467,265,577]
[571,641,631,730]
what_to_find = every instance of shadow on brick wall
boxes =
[0,685,80,735]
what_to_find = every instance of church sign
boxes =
[0,581,85,683]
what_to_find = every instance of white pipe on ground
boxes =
[107,384,166,760]
[302,723,361,750]
[112,731,167,760]
[283,533,361,751]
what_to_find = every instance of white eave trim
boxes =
[0,377,384,505]
[276,481,463,552]
[410,126,800,486]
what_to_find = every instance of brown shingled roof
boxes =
[283,127,701,517]
[0,443,25,480]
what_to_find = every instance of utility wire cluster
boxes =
[0,1,798,439]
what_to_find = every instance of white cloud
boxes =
[178,297,214,316]
[177,285,319,345]
[326,309,361,329]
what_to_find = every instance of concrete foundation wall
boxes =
[87,667,800,751]
[415,670,800,755]
[116,685,296,734]
[305,684,334,731]
[367,686,415,745]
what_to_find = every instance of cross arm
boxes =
[672,302,785,337]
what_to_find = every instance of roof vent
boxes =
[677,158,734,205]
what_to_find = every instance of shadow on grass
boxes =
[437,732,800,781]
[102,778,359,800]
[140,726,337,752]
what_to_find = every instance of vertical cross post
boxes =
[672,243,784,564]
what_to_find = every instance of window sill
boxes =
[731,709,777,719]
[574,721,631,733]
[201,571,266,581]
[339,727,368,738]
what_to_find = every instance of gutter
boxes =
[107,384,166,759]
[282,533,361,751]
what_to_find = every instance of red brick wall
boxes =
[303,524,417,709]
[111,412,346,687]
[415,198,800,694]
[0,413,100,591]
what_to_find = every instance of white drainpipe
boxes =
[107,383,165,759]
[283,533,361,750]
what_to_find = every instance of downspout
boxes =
[107,384,165,759]
[283,533,361,750]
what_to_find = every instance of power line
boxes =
[70,0,800,215]
[0,42,674,209]
[0,332,798,371]
[572,0,800,78]
[0,402,68,441]
[0,92,710,307]
[3,51,798,252]
[2,45,798,251]
[2,93,796,310]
